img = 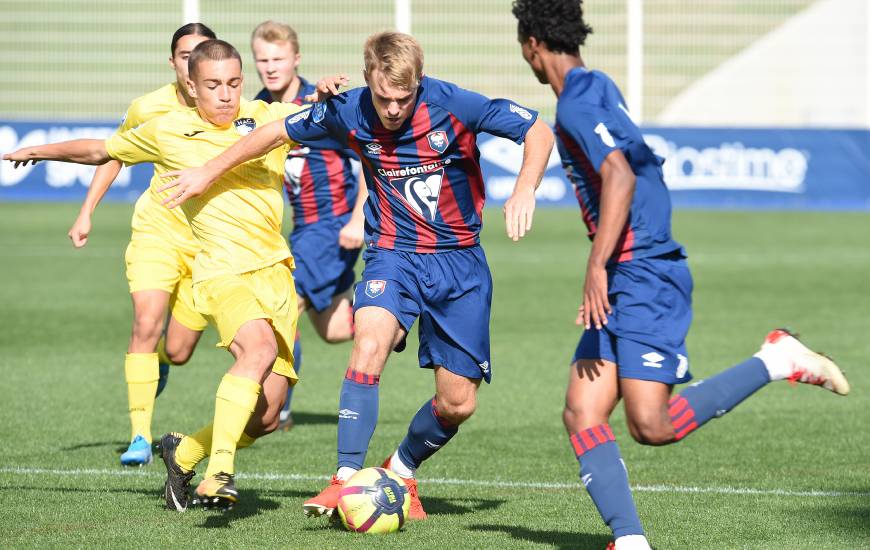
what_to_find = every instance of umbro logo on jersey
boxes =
[183,130,205,137]
[286,109,310,125]
[426,131,449,154]
[641,351,664,368]
[364,280,387,298]
[509,103,533,120]
[478,361,490,374]
[233,117,256,136]
[594,122,616,147]
[365,142,383,155]
[390,168,443,221]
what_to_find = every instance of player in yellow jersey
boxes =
[66,23,217,467]
[4,39,308,510]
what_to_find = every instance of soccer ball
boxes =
[336,467,410,534]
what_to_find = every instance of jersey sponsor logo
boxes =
[183,130,205,138]
[676,354,689,378]
[389,168,444,221]
[286,109,310,125]
[594,122,616,147]
[426,130,449,154]
[364,279,387,298]
[641,351,664,368]
[365,142,383,155]
[234,118,256,136]
[376,158,450,178]
[509,103,533,120]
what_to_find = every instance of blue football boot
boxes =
[120,434,153,466]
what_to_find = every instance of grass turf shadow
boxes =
[196,489,281,529]
[468,524,612,550]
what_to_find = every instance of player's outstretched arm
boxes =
[578,149,635,330]
[3,139,111,168]
[503,118,554,241]
[69,160,124,248]
[159,118,292,208]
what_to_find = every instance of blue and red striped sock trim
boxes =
[669,395,698,440]
[569,423,615,457]
[345,368,380,385]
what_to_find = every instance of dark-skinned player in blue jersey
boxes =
[156,31,555,521]
[511,2,850,549]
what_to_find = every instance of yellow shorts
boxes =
[125,238,208,332]
[193,260,299,383]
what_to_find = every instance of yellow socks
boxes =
[175,426,259,473]
[204,374,261,477]
[124,353,159,443]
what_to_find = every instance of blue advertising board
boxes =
[1,120,868,210]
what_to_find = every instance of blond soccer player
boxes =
[5,39,307,510]
[68,23,216,466]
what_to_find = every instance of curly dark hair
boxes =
[511,0,593,54]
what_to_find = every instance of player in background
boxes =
[152,31,555,520]
[250,20,366,430]
[511,2,850,549]
[65,23,216,467]
[5,40,308,511]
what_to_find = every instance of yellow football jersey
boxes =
[118,82,201,256]
[105,99,306,282]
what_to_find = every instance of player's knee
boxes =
[350,334,384,372]
[435,396,476,425]
[562,400,606,433]
[238,339,279,373]
[320,326,352,344]
[131,313,163,343]
[626,414,675,446]
[163,342,193,365]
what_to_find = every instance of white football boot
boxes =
[755,329,850,395]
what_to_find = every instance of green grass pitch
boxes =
[0,203,868,548]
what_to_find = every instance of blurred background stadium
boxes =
[2,0,864,125]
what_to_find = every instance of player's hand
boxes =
[338,216,365,249]
[503,184,536,241]
[68,212,92,248]
[581,262,611,330]
[158,166,215,208]
[304,74,350,103]
[3,147,41,168]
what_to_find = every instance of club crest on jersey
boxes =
[312,102,326,123]
[234,118,256,136]
[426,131,449,154]
[390,168,444,221]
[365,142,383,155]
[364,280,387,298]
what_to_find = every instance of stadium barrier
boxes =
[1,120,868,210]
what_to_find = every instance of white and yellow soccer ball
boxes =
[337,467,410,534]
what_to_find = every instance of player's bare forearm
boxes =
[504,118,554,241]
[3,139,110,167]
[159,119,292,206]
[588,150,636,268]
[81,160,123,214]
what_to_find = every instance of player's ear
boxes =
[186,78,197,100]
[362,69,369,85]
[293,53,301,70]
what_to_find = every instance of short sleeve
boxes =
[446,87,538,144]
[105,116,161,166]
[557,106,623,171]
[283,98,348,151]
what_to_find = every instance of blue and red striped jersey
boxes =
[283,76,538,252]
[555,67,683,263]
[255,76,358,226]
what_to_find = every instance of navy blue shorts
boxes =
[573,251,694,385]
[289,213,361,313]
[354,246,493,383]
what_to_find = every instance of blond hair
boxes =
[251,20,299,53]
[363,31,423,90]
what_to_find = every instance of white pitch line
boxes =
[1,466,868,499]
